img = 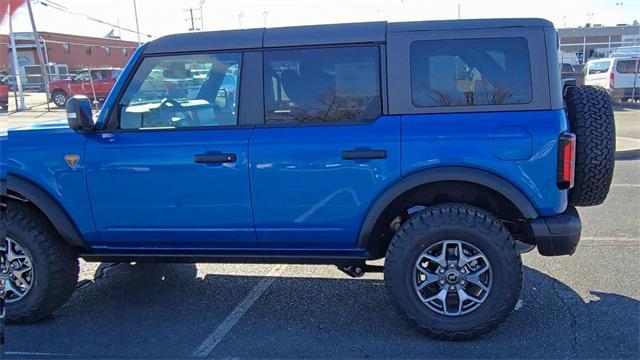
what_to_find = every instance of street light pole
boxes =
[8,13,25,111]
[133,0,141,45]
[26,0,50,111]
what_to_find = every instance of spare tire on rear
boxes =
[564,86,615,207]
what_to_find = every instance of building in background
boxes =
[559,22,640,65]
[3,31,138,75]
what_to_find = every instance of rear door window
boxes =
[263,46,381,124]
[616,60,639,74]
[410,38,532,107]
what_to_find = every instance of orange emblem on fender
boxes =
[64,154,80,168]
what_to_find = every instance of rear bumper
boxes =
[529,206,582,256]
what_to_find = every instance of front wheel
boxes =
[4,201,79,323]
[384,203,522,340]
[51,90,68,108]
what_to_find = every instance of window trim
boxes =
[105,49,246,132]
[408,37,534,109]
[260,43,385,127]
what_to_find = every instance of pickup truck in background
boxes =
[48,68,122,108]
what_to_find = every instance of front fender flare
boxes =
[357,166,540,249]
[5,174,89,249]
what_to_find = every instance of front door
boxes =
[249,45,401,249]
[85,51,255,250]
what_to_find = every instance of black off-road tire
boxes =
[384,203,522,340]
[5,200,79,323]
[51,89,68,108]
[564,86,615,207]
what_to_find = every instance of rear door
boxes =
[613,59,640,89]
[85,51,257,249]
[248,45,401,249]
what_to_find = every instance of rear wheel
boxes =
[385,203,522,340]
[4,201,79,323]
[51,90,68,108]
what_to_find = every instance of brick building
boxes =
[3,31,139,74]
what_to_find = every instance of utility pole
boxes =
[199,0,206,30]
[26,0,50,111]
[8,13,25,111]
[184,8,201,31]
[133,0,141,45]
[457,2,461,20]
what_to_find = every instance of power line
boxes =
[38,0,153,38]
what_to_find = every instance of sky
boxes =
[1,0,639,42]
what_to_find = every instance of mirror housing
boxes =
[66,95,94,131]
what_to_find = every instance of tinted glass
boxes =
[264,46,381,124]
[74,71,90,81]
[410,38,532,107]
[119,52,241,129]
[588,61,611,74]
[616,60,639,74]
[561,63,575,73]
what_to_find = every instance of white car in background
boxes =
[584,57,639,102]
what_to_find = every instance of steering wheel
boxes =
[159,98,194,126]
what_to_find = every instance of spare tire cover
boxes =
[564,86,615,207]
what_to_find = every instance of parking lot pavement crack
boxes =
[551,277,579,355]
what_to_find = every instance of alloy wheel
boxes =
[1,237,35,303]
[413,240,492,316]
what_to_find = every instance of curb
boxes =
[616,148,640,161]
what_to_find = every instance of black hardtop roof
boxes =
[143,18,553,54]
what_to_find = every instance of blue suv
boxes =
[1,18,615,339]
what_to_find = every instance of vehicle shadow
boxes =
[5,262,639,359]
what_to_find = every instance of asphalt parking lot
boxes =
[2,107,639,359]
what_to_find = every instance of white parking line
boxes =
[581,236,640,241]
[193,264,288,358]
[611,184,640,187]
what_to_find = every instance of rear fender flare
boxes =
[357,166,540,249]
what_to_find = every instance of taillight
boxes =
[557,133,576,189]
[609,71,615,89]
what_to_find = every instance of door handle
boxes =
[341,149,387,160]
[194,153,237,164]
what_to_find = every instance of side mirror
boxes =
[66,95,94,131]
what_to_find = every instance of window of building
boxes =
[85,46,92,55]
[410,38,533,107]
[118,52,241,129]
[587,60,611,74]
[123,48,129,56]
[103,46,111,56]
[62,43,70,54]
[263,46,381,124]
